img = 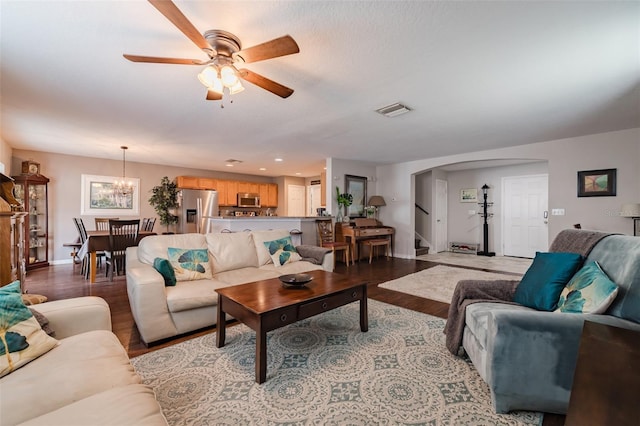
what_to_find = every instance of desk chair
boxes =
[105,219,140,281]
[317,221,352,268]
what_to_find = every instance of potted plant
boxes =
[336,186,353,222]
[149,176,179,234]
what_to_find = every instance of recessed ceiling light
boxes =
[274,158,283,162]
[295,172,301,175]
[225,164,234,167]
[259,167,266,171]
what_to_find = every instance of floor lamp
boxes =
[621,203,640,236]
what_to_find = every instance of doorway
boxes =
[502,174,549,258]
[287,184,306,217]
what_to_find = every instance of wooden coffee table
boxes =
[216,270,368,383]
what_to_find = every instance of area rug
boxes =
[378,265,522,304]
[131,300,541,425]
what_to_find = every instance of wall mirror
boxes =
[345,174,367,218]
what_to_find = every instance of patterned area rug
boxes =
[378,265,522,303]
[131,300,541,425]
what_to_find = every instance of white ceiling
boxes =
[1,1,638,177]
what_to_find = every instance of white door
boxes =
[287,184,306,217]
[435,179,448,253]
[308,184,322,216]
[502,174,549,258]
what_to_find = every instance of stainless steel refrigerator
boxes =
[177,189,219,234]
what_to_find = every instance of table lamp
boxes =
[621,203,640,236]
[368,195,386,220]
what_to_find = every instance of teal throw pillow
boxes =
[555,261,619,314]
[0,281,59,378]
[153,258,177,286]
[167,248,212,281]
[263,236,302,267]
[513,251,583,311]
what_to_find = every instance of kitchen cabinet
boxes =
[175,176,277,207]
[218,180,238,206]
[175,176,199,189]
[238,182,260,194]
[12,174,50,270]
[259,183,278,207]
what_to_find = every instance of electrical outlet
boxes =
[551,209,565,216]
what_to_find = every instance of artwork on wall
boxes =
[460,188,478,203]
[345,174,367,218]
[577,169,616,197]
[80,174,140,215]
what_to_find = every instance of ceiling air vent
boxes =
[375,102,412,118]
[224,159,243,164]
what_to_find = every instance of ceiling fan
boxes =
[123,0,300,102]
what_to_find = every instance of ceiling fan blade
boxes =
[206,89,223,101]
[234,35,299,64]
[148,0,214,55]
[238,69,294,98]
[123,54,205,65]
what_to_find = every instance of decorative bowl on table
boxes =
[279,273,313,288]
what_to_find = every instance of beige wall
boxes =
[11,150,277,263]
[378,128,640,258]
[0,138,12,175]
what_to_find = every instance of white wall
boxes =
[326,158,378,216]
[378,128,640,258]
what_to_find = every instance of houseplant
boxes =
[149,176,179,233]
[335,186,353,222]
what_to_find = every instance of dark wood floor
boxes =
[22,257,564,425]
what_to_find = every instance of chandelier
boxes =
[114,146,134,197]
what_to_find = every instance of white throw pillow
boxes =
[252,229,292,265]
[263,236,302,267]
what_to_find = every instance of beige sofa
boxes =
[0,296,167,426]
[126,229,333,345]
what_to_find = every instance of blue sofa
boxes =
[461,231,640,414]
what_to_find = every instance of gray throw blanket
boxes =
[443,229,614,355]
[296,245,331,265]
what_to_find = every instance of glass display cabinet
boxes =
[12,174,50,270]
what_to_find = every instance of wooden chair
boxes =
[95,217,118,231]
[354,218,391,263]
[317,221,352,268]
[105,219,140,281]
[141,217,156,232]
[73,217,105,278]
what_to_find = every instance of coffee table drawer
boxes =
[262,306,299,330]
[299,288,363,318]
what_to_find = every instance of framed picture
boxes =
[577,169,616,197]
[460,188,478,203]
[81,174,140,215]
[345,174,367,218]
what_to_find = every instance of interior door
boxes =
[435,179,448,253]
[503,174,549,258]
[287,184,306,217]
[308,184,321,216]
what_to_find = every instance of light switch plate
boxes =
[552,208,565,216]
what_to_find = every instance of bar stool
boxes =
[361,238,391,263]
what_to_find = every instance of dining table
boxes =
[78,230,155,283]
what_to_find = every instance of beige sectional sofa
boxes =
[0,296,167,426]
[126,229,333,345]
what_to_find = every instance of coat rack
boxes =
[478,184,495,257]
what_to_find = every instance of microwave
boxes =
[237,193,261,208]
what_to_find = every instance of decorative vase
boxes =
[342,215,350,223]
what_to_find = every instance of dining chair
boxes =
[95,217,118,231]
[142,217,156,232]
[316,221,352,268]
[105,219,140,281]
[73,217,105,278]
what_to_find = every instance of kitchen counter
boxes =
[206,217,332,245]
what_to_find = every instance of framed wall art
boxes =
[577,169,616,197]
[460,188,478,203]
[345,174,367,218]
[80,174,140,215]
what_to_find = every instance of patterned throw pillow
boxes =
[167,248,212,281]
[263,237,302,267]
[555,261,619,314]
[153,258,177,286]
[0,281,59,378]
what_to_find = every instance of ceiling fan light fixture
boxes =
[229,80,245,95]
[198,66,219,88]
[220,65,239,87]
